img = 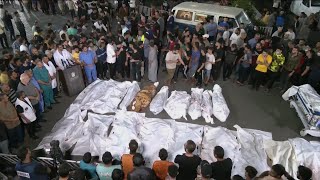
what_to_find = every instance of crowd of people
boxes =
[14,140,313,180]
[0,0,319,179]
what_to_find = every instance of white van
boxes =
[290,0,320,16]
[172,2,252,31]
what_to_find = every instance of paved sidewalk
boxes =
[2,1,71,43]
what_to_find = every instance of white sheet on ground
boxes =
[169,122,203,162]
[232,125,271,177]
[138,118,176,167]
[150,86,169,115]
[202,90,213,124]
[164,91,191,120]
[263,139,297,177]
[71,113,114,156]
[188,88,203,120]
[79,80,132,114]
[119,81,140,110]
[106,111,145,160]
[289,138,320,180]
[212,84,230,122]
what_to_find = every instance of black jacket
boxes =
[127,166,156,180]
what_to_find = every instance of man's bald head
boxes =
[20,73,30,85]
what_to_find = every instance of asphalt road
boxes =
[1,2,318,151]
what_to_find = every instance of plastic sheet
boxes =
[212,84,230,122]
[263,139,297,177]
[169,122,204,162]
[71,113,114,156]
[188,88,203,120]
[201,126,239,164]
[164,91,191,120]
[202,90,213,124]
[149,86,169,115]
[80,80,132,114]
[119,81,141,110]
[138,118,176,167]
[106,111,145,160]
[289,138,320,180]
[232,125,271,177]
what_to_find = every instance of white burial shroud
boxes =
[35,80,320,179]
[149,86,169,115]
[212,84,230,122]
[164,91,191,120]
[188,88,203,120]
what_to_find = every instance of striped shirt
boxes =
[7,89,17,105]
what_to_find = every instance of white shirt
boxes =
[165,51,180,69]
[66,0,75,10]
[205,53,215,70]
[53,49,73,70]
[106,43,116,64]
[122,26,129,36]
[15,98,37,123]
[20,44,29,53]
[43,61,57,88]
[0,8,5,19]
[230,33,239,46]
[93,21,108,32]
[287,31,295,40]
[223,31,230,46]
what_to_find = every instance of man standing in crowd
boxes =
[251,50,272,91]
[122,139,138,179]
[53,44,73,71]
[96,151,121,180]
[79,152,98,179]
[15,146,50,179]
[106,38,116,80]
[165,46,182,86]
[1,83,17,105]
[129,43,142,82]
[96,39,108,79]
[33,60,56,110]
[127,153,156,180]
[0,93,23,149]
[174,140,201,180]
[279,46,300,92]
[152,148,173,180]
[15,91,38,139]
[42,55,58,97]
[13,11,27,42]
[80,45,97,84]
[211,146,232,180]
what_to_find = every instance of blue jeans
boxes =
[7,124,24,148]
[84,66,97,84]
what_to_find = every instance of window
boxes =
[194,13,207,22]
[311,0,320,6]
[302,0,310,6]
[218,16,237,29]
[236,12,251,25]
[176,10,193,21]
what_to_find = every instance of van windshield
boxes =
[236,12,251,25]
[311,0,320,6]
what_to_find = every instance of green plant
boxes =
[231,0,255,18]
